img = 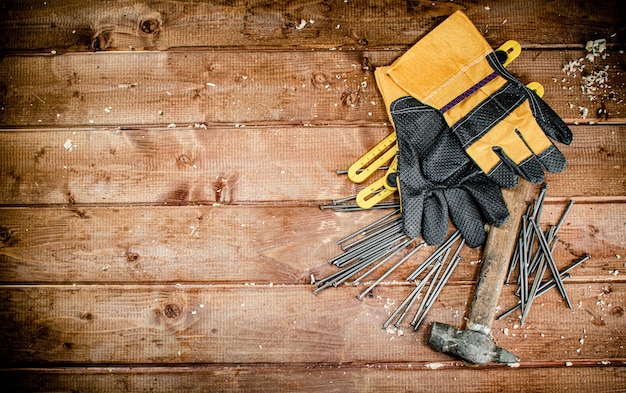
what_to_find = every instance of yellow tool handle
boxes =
[355,157,398,209]
[347,133,398,183]
[497,40,521,67]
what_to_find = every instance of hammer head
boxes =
[428,322,519,364]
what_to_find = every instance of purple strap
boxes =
[440,72,497,113]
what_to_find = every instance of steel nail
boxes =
[406,231,460,281]
[335,232,406,268]
[553,199,575,236]
[393,257,441,327]
[357,242,425,300]
[341,218,402,251]
[336,166,390,175]
[496,273,572,320]
[413,252,463,331]
[336,209,400,245]
[352,238,413,285]
[498,254,590,319]
[520,257,547,325]
[320,202,401,211]
[329,223,402,265]
[410,246,452,327]
[394,275,434,328]
[382,283,422,329]
[530,218,572,308]
[532,183,549,222]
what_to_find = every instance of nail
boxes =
[496,273,572,320]
[411,239,465,330]
[394,260,441,327]
[336,166,389,175]
[329,222,402,265]
[336,209,400,245]
[394,276,433,328]
[341,218,402,252]
[498,254,590,320]
[382,283,422,329]
[406,231,460,281]
[413,252,463,331]
[519,217,529,314]
[530,219,572,308]
[332,253,386,287]
[553,199,575,236]
[335,232,406,268]
[520,257,548,325]
[532,183,549,222]
[352,238,413,285]
[409,259,445,327]
[320,202,400,211]
[357,242,424,300]
[332,194,357,205]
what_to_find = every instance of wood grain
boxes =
[1,0,624,51]
[0,283,623,365]
[0,126,623,205]
[0,1,625,389]
[2,366,626,393]
[0,50,624,127]
[0,203,623,284]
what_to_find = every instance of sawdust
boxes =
[560,38,623,120]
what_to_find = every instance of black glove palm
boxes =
[390,94,509,247]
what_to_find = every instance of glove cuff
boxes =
[374,67,410,125]
[385,11,505,124]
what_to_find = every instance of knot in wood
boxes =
[163,303,182,319]
[140,19,160,35]
[311,72,329,88]
[611,306,624,317]
[80,312,94,320]
[342,91,359,107]
[0,226,11,243]
[177,154,194,167]
[126,251,140,262]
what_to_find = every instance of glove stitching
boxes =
[453,83,526,147]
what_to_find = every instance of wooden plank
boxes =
[2,365,625,393]
[0,203,623,284]
[0,0,624,51]
[0,127,387,205]
[0,283,623,364]
[0,50,624,127]
[0,126,623,205]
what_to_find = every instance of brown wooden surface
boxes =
[1,1,625,392]
[0,50,624,127]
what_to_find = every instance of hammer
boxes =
[428,180,531,364]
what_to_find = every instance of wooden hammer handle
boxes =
[467,180,532,334]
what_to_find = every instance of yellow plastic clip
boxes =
[355,157,398,209]
[526,81,545,98]
[347,133,398,184]
[497,40,521,67]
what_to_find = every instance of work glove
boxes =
[376,68,509,248]
[384,11,572,188]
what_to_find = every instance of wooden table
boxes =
[0,1,624,391]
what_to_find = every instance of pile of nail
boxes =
[497,184,590,325]
[313,205,467,332]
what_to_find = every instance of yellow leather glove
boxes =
[384,11,572,187]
